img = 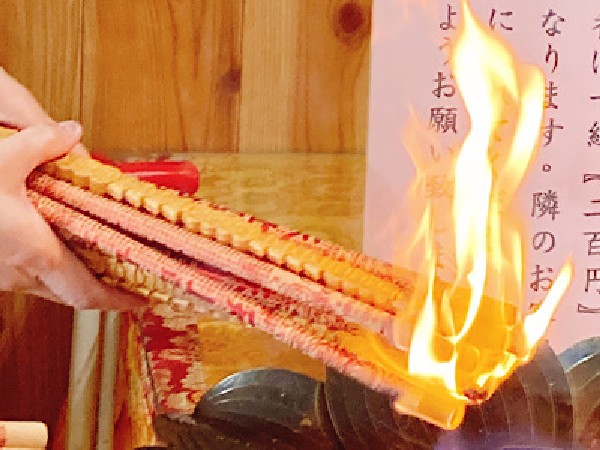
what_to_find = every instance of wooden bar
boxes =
[0,421,47,448]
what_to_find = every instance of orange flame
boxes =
[400,0,572,401]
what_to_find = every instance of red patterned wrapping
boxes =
[27,189,426,404]
[130,302,326,419]
[129,313,159,423]
[134,304,206,415]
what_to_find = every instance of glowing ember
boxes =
[395,0,573,415]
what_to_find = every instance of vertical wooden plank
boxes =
[81,0,244,156]
[0,294,74,445]
[239,0,372,153]
[238,1,299,152]
[96,312,119,450]
[0,1,82,120]
[294,0,372,153]
[67,311,101,450]
[0,1,81,446]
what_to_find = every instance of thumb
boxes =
[0,121,82,185]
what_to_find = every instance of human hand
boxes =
[0,70,144,309]
[0,68,87,154]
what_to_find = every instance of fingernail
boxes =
[58,120,82,137]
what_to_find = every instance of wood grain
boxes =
[295,0,371,153]
[82,0,371,156]
[187,153,366,250]
[0,0,82,121]
[0,294,73,446]
[239,0,372,153]
[81,0,244,156]
[238,0,299,153]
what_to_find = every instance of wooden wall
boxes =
[0,0,371,446]
[0,0,371,156]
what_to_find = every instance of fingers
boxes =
[0,67,53,127]
[23,221,147,310]
[34,241,147,310]
[0,68,129,310]
[89,284,148,311]
[22,284,70,306]
[0,121,82,186]
[24,282,144,311]
[9,209,145,310]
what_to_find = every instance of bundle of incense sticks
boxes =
[15,140,521,430]
[0,421,47,449]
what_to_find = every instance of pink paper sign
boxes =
[364,0,600,352]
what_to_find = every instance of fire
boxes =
[397,0,572,410]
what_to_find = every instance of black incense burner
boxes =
[144,337,600,449]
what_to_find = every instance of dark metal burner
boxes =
[147,338,600,449]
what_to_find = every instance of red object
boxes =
[0,123,199,194]
[91,153,199,195]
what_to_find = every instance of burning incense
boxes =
[394,0,572,405]
[0,3,574,431]
[26,166,467,429]
[15,147,560,430]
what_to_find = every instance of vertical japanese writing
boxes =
[545,44,559,73]
[489,9,513,31]
[594,15,600,39]
[542,9,565,36]
[440,4,457,31]
[431,4,459,141]
[579,230,600,311]
[416,2,600,334]
[529,7,567,303]
[579,12,600,314]
[423,2,462,274]
[531,190,561,220]
[543,118,564,147]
